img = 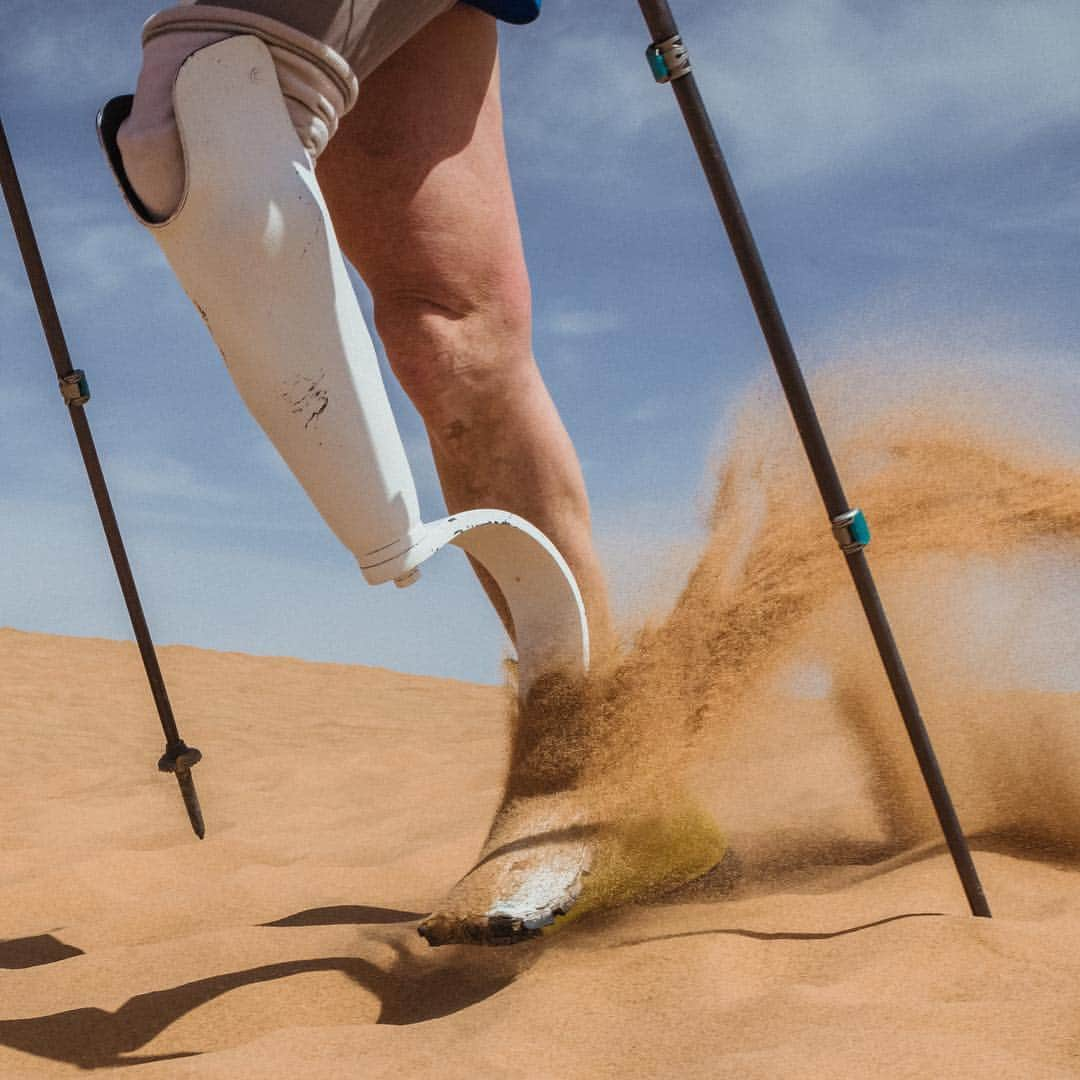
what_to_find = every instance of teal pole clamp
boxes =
[647,35,692,84]
[831,508,870,553]
[59,369,90,407]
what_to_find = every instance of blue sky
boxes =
[1,0,1078,683]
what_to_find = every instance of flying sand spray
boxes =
[636,0,991,917]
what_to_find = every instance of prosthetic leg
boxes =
[99,22,722,945]
[98,34,588,696]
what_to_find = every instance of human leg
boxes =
[103,2,588,691]
[102,1,721,944]
[317,5,613,653]
[317,8,723,944]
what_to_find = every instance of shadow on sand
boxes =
[612,910,945,950]
[0,904,535,1070]
[0,933,85,970]
[259,905,426,928]
[7,831,1053,1070]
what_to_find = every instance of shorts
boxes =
[189,0,540,84]
[461,0,541,24]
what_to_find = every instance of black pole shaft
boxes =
[0,115,204,838]
[637,0,989,917]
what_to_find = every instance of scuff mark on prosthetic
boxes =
[284,371,330,428]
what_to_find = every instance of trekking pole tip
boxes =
[159,741,206,839]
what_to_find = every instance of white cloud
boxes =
[53,223,167,306]
[0,491,510,684]
[542,308,623,338]
[505,0,1080,194]
[623,396,678,425]
[1,1,148,106]
[0,266,30,308]
[593,493,709,632]
[984,187,1080,236]
[693,0,1080,188]
[107,453,240,507]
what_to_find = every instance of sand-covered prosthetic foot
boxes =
[419,673,728,946]
[418,793,726,945]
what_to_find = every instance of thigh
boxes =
[317,4,530,319]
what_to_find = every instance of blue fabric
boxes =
[461,0,541,24]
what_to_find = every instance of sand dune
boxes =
[1,628,1078,1079]
[2,358,1078,1076]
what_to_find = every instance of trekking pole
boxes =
[636,1,990,917]
[0,116,205,839]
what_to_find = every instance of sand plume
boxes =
[596,353,1080,885]
[450,352,1078,928]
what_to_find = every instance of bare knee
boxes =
[372,271,534,425]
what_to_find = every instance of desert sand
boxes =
[1,360,1077,1077]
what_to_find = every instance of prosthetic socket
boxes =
[99,35,588,692]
